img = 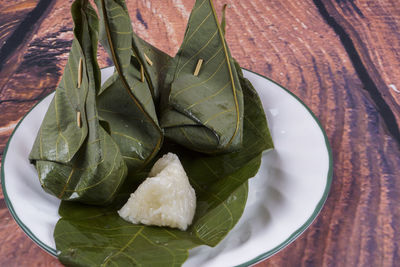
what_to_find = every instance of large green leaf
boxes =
[160,0,244,154]
[54,64,273,265]
[94,0,164,170]
[29,0,129,205]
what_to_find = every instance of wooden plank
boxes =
[0,0,55,96]
[0,0,38,51]
[0,0,399,266]
[320,0,400,134]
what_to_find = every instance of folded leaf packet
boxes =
[55,48,274,267]
[29,0,270,211]
[29,0,126,204]
[28,0,275,265]
[29,0,160,205]
[160,0,244,154]
[94,0,164,174]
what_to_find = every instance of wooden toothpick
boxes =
[77,111,82,128]
[144,53,153,66]
[194,59,203,77]
[78,58,83,88]
[140,64,145,82]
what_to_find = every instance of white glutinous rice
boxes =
[118,153,196,231]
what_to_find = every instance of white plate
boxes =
[1,68,332,267]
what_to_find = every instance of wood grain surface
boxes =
[0,0,399,266]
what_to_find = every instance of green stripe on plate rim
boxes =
[0,95,59,256]
[0,67,333,264]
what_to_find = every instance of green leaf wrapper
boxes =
[29,0,274,265]
[29,0,127,205]
[160,0,244,154]
[55,65,273,265]
[94,0,164,169]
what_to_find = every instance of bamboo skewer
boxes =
[144,53,153,66]
[78,58,83,88]
[194,59,203,76]
[140,64,145,82]
[77,111,82,128]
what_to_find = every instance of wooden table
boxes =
[0,0,399,266]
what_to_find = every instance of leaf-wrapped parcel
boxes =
[30,0,274,265]
[160,0,244,154]
[29,0,161,204]
[55,55,274,266]
[94,0,164,175]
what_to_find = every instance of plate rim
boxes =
[1,95,59,256]
[1,68,333,265]
[235,69,333,266]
